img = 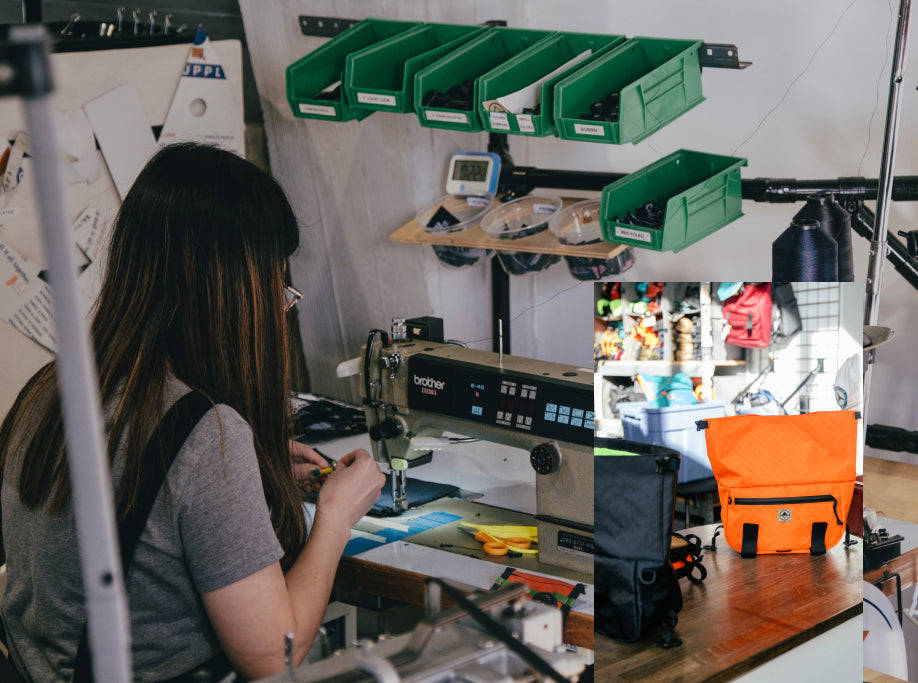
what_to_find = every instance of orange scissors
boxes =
[474,530,533,556]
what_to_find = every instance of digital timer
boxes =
[445,151,501,197]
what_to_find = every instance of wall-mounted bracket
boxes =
[699,43,751,69]
[299,16,358,37]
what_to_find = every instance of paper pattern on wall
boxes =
[0,239,57,352]
[83,84,157,200]
[158,26,244,155]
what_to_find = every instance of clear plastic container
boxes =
[480,195,562,275]
[415,194,495,269]
[548,198,636,280]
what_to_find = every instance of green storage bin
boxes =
[413,27,557,132]
[600,149,747,252]
[285,18,418,121]
[554,37,705,144]
[344,23,487,113]
[478,31,625,137]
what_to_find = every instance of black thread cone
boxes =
[792,192,854,281]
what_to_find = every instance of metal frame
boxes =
[0,25,130,681]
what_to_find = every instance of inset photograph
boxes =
[594,281,863,681]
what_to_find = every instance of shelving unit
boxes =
[390,203,629,259]
[594,282,745,435]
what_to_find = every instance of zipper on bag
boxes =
[727,494,842,525]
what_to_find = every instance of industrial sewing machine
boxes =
[356,329,594,574]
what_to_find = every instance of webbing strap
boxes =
[73,391,215,683]
[741,523,758,558]
[810,522,828,555]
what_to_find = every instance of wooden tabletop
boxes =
[865,546,918,595]
[864,667,908,682]
[865,456,918,524]
[594,523,863,683]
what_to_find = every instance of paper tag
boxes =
[615,226,652,243]
[489,111,510,130]
[534,203,557,214]
[299,103,336,117]
[357,92,397,107]
[516,114,535,133]
[425,110,468,124]
[573,123,607,137]
[466,196,489,208]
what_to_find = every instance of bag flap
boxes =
[701,410,858,488]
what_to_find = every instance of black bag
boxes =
[594,438,684,647]
[771,282,802,348]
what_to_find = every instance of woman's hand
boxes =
[289,441,330,492]
[314,450,385,534]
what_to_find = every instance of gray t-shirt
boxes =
[1,383,285,681]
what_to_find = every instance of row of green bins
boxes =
[600,149,747,252]
[286,18,418,121]
[477,31,626,137]
[554,37,704,144]
[344,23,488,113]
[413,27,556,132]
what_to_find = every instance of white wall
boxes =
[241,0,915,434]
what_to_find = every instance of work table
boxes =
[594,523,863,682]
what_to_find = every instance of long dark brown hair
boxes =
[0,143,306,568]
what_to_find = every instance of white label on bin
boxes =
[615,226,653,243]
[533,203,557,214]
[489,111,510,130]
[573,123,607,137]
[466,196,489,208]
[299,103,336,116]
[425,110,468,124]
[357,92,397,107]
[516,114,535,133]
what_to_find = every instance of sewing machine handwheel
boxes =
[530,443,561,475]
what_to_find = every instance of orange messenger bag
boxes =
[697,410,858,557]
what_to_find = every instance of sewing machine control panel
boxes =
[407,353,593,446]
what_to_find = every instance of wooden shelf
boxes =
[390,216,629,258]
[595,359,746,376]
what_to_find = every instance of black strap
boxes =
[73,391,215,683]
[741,523,758,558]
[810,521,828,556]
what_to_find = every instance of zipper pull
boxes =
[728,496,732,505]
[745,313,753,336]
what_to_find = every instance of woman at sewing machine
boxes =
[0,143,385,681]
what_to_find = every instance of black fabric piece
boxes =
[810,521,828,555]
[425,205,462,231]
[369,478,459,517]
[0,650,25,683]
[771,282,803,339]
[594,446,684,643]
[73,391,226,683]
[741,523,759,558]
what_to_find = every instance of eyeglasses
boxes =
[284,284,303,312]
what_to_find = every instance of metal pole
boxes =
[10,25,131,681]
[864,0,911,424]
